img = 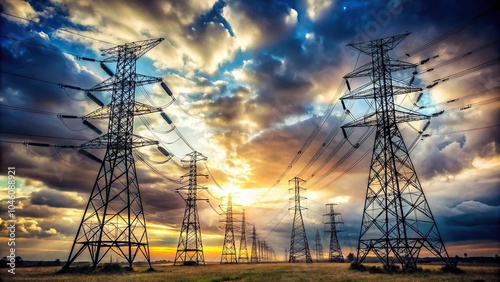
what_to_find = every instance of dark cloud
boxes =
[30,188,85,208]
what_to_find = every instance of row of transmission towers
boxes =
[220,194,276,263]
[34,33,453,271]
[289,177,345,263]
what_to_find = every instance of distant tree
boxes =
[16,256,23,266]
[55,259,61,266]
[464,253,468,260]
[347,253,355,262]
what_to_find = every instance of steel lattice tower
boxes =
[341,33,453,270]
[62,38,164,270]
[220,193,238,263]
[288,177,313,263]
[314,229,324,262]
[250,224,258,263]
[174,151,208,265]
[238,210,249,263]
[324,203,343,262]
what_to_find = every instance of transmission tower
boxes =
[238,210,249,263]
[250,224,258,263]
[341,33,453,270]
[314,229,324,262]
[324,203,343,262]
[174,151,208,265]
[220,193,238,263]
[288,177,313,263]
[62,38,164,270]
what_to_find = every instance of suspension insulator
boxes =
[160,82,174,96]
[25,142,51,147]
[160,112,173,124]
[416,93,423,103]
[58,114,78,119]
[59,84,82,90]
[86,91,104,107]
[100,62,114,76]
[409,75,415,85]
[79,56,96,62]
[345,79,351,91]
[82,120,102,135]
[431,110,445,117]
[341,128,348,139]
[341,99,347,111]
[78,149,102,163]
[422,121,430,132]
[157,146,170,157]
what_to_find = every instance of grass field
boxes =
[3,263,500,282]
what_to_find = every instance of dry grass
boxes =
[3,263,500,282]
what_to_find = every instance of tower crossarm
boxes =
[347,33,410,54]
[76,133,158,149]
[342,85,422,100]
[101,38,164,62]
[344,59,417,79]
[342,109,429,128]
[88,74,162,92]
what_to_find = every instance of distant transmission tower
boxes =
[62,38,164,270]
[250,224,258,263]
[314,229,324,262]
[220,193,238,264]
[288,177,313,263]
[174,151,208,265]
[341,33,454,270]
[324,203,343,262]
[238,210,249,263]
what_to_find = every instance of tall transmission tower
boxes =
[250,224,258,263]
[62,38,164,270]
[238,210,249,263]
[341,33,453,270]
[324,203,343,262]
[288,177,313,263]
[314,229,324,262]
[174,151,208,265]
[220,193,238,264]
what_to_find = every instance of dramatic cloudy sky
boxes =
[0,0,499,263]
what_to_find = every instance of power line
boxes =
[0,34,78,57]
[0,12,116,45]
[0,70,60,86]
[404,5,499,58]
[0,131,90,141]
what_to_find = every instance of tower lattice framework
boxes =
[174,151,208,265]
[324,203,343,262]
[314,229,324,262]
[250,224,258,263]
[288,177,313,263]
[63,38,164,270]
[220,193,238,263]
[238,210,249,263]
[341,33,453,270]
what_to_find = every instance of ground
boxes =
[2,263,499,282]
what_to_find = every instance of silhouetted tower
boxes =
[220,193,237,263]
[324,203,343,262]
[238,210,249,263]
[341,33,453,270]
[174,151,208,265]
[314,229,324,262]
[250,224,258,263]
[62,38,164,270]
[288,177,313,263]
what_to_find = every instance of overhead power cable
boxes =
[0,12,117,45]
[403,5,499,58]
